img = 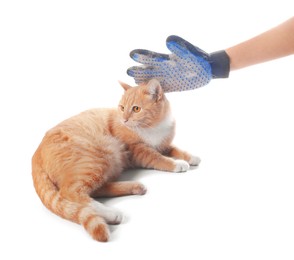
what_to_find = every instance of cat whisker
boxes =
[138,121,153,128]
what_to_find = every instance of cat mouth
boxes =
[122,120,138,128]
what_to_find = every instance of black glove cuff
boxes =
[209,50,230,78]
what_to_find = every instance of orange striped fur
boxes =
[32,79,200,242]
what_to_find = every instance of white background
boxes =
[1,1,293,259]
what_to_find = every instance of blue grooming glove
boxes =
[127,35,230,92]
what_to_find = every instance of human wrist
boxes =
[209,50,230,78]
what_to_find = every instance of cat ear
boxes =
[119,81,132,91]
[145,79,163,101]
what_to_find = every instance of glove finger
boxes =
[134,76,165,86]
[127,66,163,78]
[130,49,170,65]
[166,35,209,59]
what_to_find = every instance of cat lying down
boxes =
[32,79,200,242]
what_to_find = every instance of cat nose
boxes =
[123,116,129,123]
[123,113,130,123]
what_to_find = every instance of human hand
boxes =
[127,35,230,92]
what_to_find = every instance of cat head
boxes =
[118,79,170,128]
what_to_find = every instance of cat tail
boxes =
[32,164,110,242]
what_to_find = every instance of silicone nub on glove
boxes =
[127,35,230,92]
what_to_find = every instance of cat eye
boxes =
[119,105,124,112]
[132,106,141,113]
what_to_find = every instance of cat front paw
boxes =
[173,160,190,172]
[189,155,201,166]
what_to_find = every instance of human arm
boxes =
[226,17,294,70]
[127,17,294,92]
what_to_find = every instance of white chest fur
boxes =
[135,114,174,148]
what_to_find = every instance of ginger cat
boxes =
[32,79,200,242]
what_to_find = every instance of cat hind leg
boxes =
[90,200,124,225]
[59,181,124,225]
[91,181,147,197]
